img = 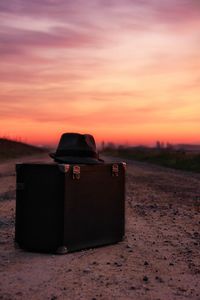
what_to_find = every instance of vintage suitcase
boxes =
[15,162,126,253]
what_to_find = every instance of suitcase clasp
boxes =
[112,164,119,177]
[73,165,81,180]
[59,164,70,173]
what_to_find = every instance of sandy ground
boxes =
[0,154,200,300]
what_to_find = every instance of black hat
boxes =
[49,133,104,164]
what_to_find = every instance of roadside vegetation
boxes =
[101,144,200,173]
[0,138,47,161]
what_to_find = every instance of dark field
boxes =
[0,138,47,162]
[102,147,200,173]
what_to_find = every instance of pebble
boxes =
[143,276,149,282]
[155,276,164,283]
[114,262,122,267]
[83,268,91,273]
[67,268,72,272]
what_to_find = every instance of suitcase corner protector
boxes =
[14,241,20,249]
[56,246,68,254]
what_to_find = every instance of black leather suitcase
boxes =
[15,162,126,253]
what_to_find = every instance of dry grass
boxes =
[102,147,200,173]
[0,138,47,162]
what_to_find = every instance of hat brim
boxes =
[49,153,104,164]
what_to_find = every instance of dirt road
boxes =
[0,155,200,300]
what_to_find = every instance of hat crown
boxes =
[49,132,103,164]
[57,133,96,153]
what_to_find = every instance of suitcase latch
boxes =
[112,164,119,177]
[73,165,81,180]
[59,164,70,173]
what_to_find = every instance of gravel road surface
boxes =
[0,154,200,300]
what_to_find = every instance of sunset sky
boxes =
[0,0,200,146]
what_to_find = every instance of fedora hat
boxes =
[49,133,104,164]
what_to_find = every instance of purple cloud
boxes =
[1,25,104,50]
[1,0,199,60]
[1,0,199,27]
[0,0,200,134]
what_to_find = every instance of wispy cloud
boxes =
[0,25,105,55]
[0,0,200,144]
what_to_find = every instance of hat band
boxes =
[55,149,98,159]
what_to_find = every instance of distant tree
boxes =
[118,145,125,150]
[166,142,173,149]
[104,142,116,151]
[156,141,161,149]
[156,141,165,149]
[101,141,105,151]
[107,142,115,149]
